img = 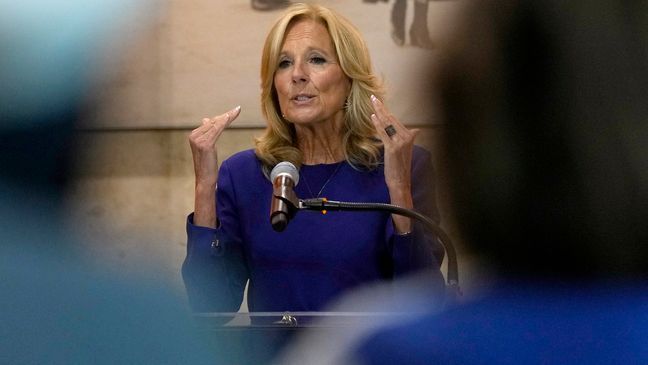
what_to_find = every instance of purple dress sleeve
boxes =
[181,159,248,313]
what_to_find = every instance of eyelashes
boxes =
[277,55,328,69]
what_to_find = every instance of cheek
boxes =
[319,72,349,99]
[274,74,289,98]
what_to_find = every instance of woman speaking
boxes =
[182,3,444,315]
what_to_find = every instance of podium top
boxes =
[192,311,416,328]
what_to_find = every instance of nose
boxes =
[291,60,308,84]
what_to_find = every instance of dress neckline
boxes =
[301,160,345,168]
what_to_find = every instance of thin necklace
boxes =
[301,162,343,199]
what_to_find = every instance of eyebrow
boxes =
[279,46,332,58]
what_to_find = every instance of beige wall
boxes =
[66,129,259,292]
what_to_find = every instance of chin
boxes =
[286,112,320,125]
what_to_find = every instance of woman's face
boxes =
[274,19,351,128]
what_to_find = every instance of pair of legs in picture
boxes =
[365,0,434,49]
[251,0,290,12]
[254,0,434,48]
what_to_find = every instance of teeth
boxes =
[296,95,311,101]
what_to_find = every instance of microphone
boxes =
[269,161,300,232]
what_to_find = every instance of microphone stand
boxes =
[274,192,462,304]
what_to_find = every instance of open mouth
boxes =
[293,94,315,101]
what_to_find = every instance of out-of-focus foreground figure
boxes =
[0,1,219,363]
[277,0,648,364]
[349,1,648,364]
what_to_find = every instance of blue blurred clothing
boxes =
[352,282,648,365]
[0,0,223,362]
[182,147,445,314]
[0,190,217,364]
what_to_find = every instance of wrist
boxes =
[395,229,412,236]
[195,181,217,194]
[194,183,218,228]
[388,188,413,209]
[392,214,412,234]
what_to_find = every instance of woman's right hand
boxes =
[189,105,241,227]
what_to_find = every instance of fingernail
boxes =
[235,105,241,111]
[370,95,378,103]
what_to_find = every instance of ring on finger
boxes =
[384,124,397,138]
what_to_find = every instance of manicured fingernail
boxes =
[370,95,378,103]
[235,105,241,111]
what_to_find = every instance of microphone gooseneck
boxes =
[267,161,461,303]
[299,198,460,300]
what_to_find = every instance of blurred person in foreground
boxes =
[278,1,648,364]
[0,1,220,363]
[182,3,445,318]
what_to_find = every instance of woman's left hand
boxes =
[370,95,419,233]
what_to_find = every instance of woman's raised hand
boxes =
[370,95,419,191]
[189,106,241,186]
[370,95,419,233]
[189,105,241,228]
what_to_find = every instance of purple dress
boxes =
[182,147,444,313]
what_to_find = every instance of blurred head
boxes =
[0,0,154,195]
[255,3,384,170]
[0,1,109,194]
[438,1,648,281]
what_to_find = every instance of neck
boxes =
[295,121,345,165]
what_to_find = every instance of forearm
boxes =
[388,184,413,234]
[193,182,217,228]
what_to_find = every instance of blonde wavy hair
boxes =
[254,3,385,173]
